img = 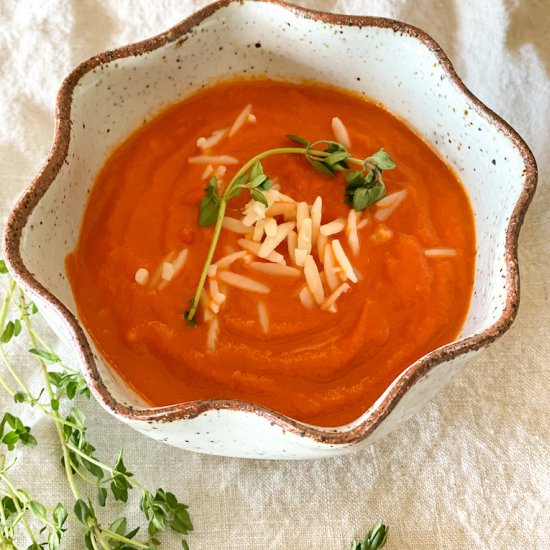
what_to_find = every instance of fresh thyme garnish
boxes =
[0,412,36,450]
[0,271,193,549]
[185,156,278,323]
[286,134,396,209]
[198,162,273,228]
[185,134,395,323]
[350,522,389,550]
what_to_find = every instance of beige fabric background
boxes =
[0,1,548,548]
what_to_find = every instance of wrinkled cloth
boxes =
[0,1,548,548]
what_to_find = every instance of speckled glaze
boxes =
[3,0,537,459]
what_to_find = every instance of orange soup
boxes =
[67,80,475,427]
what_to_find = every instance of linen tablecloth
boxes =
[0,1,548,548]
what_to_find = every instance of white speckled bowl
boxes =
[3,0,536,459]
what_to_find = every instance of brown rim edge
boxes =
[3,0,538,446]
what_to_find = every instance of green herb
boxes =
[0,412,37,450]
[29,347,60,363]
[185,157,277,322]
[0,272,193,549]
[350,523,389,550]
[287,135,394,209]
[0,454,68,550]
[185,135,395,323]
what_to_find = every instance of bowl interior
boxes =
[14,1,528,412]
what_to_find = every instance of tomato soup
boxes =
[66,80,475,427]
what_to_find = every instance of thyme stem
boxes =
[186,146,308,322]
[101,528,150,548]
[0,472,38,546]
[65,442,147,493]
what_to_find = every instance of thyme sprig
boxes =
[0,413,36,451]
[185,135,395,323]
[0,454,68,550]
[0,269,193,549]
[350,522,389,550]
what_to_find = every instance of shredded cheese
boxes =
[346,209,360,256]
[262,189,281,205]
[214,250,247,269]
[222,217,250,234]
[215,164,227,178]
[266,201,296,218]
[201,288,213,322]
[287,230,297,265]
[310,196,322,245]
[357,217,370,230]
[277,192,296,203]
[258,222,295,259]
[303,255,325,305]
[189,155,238,165]
[161,262,175,281]
[134,268,149,286]
[297,217,312,255]
[375,189,407,222]
[229,104,253,137]
[284,206,297,222]
[196,128,227,150]
[242,199,267,227]
[248,262,301,277]
[209,278,219,298]
[317,233,328,260]
[242,253,254,264]
[425,248,457,258]
[323,245,339,291]
[332,240,358,283]
[252,219,265,242]
[295,248,308,267]
[201,164,214,180]
[173,249,189,274]
[321,282,350,311]
[296,202,309,233]
[331,116,351,149]
[264,217,277,237]
[212,292,227,306]
[257,301,269,334]
[148,250,177,289]
[298,285,316,309]
[237,238,285,264]
[206,317,219,351]
[320,218,346,236]
[218,271,270,294]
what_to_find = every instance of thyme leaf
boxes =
[198,177,222,227]
[350,523,389,550]
[366,149,396,170]
[0,412,37,450]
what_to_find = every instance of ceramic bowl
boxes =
[3,0,536,459]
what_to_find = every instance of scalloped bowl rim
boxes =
[2,0,537,446]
